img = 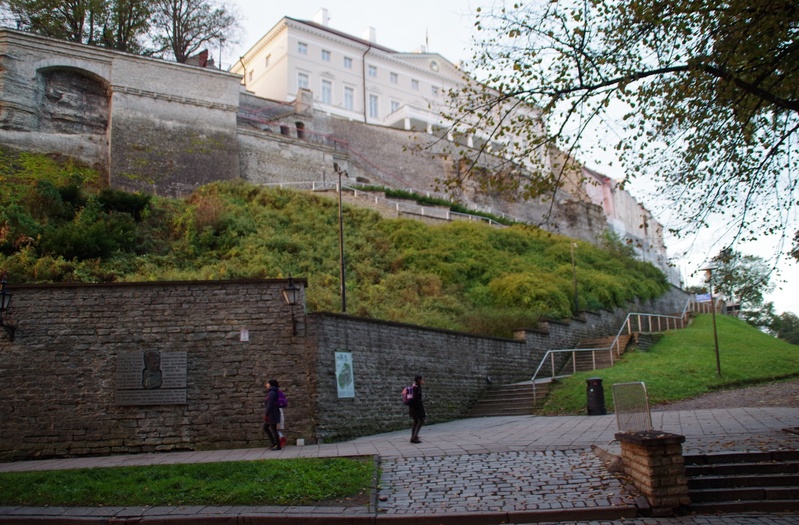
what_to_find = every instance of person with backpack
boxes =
[263,379,283,450]
[408,375,425,444]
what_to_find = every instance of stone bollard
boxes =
[615,430,690,516]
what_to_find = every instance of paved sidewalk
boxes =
[1,407,798,524]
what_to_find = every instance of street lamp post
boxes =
[333,162,347,314]
[570,242,579,317]
[700,264,722,377]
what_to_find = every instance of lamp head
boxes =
[0,278,11,311]
[281,275,301,306]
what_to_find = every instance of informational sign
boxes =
[115,351,188,405]
[335,351,355,398]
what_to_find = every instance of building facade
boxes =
[231,8,465,134]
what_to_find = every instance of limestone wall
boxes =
[310,285,690,443]
[0,280,313,461]
[0,28,241,196]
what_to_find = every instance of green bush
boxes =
[97,189,151,221]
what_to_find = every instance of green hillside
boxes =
[0,148,669,337]
[541,314,799,414]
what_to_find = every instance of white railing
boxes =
[530,300,694,400]
[262,181,514,227]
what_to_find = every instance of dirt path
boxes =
[651,378,799,411]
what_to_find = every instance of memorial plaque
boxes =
[116,351,188,405]
[335,351,355,398]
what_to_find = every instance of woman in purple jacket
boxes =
[263,379,282,450]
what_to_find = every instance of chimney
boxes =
[362,27,376,43]
[313,8,330,26]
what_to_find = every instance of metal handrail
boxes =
[530,302,694,400]
[262,181,515,227]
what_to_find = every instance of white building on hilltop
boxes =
[231,8,466,135]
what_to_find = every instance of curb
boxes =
[0,504,640,524]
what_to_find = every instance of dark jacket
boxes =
[264,386,281,424]
[409,383,425,420]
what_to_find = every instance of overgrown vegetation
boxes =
[0,148,670,337]
[0,457,372,507]
[540,314,799,414]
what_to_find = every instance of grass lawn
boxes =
[0,457,374,507]
[539,314,799,415]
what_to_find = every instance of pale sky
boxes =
[227,0,799,316]
[225,0,478,69]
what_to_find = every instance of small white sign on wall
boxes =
[240,329,249,342]
[335,351,355,398]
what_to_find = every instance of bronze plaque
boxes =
[115,351,188,405]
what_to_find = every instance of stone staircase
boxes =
[467,334,634,417]
[686,450,799,513]
[561,334,632,373]
[467,380,552,417]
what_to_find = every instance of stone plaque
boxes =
[116,351,188,405]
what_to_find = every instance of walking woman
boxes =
[263,379,282,450]
[409,375,425,443]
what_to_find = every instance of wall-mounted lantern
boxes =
[0,278,16,341]
[282,275,301,335]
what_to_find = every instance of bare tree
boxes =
[150,0,238,63]
[445,0,799,257]
[99,0,154,52]
[2,0,105,43]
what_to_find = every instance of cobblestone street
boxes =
[378,450,638,514]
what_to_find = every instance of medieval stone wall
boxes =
[0,29,241,197]
[0,280,313,461]
[2,28,635,248]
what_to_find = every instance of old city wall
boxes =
[311,285,690,443]
[0,280,314,461]
[325,118,609,243]
[0,29,241,197]
[2,28,611,243]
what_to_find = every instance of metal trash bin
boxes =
[586,377,607,415]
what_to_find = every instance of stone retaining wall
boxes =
[0,280,689,460]
[0,280,312,461]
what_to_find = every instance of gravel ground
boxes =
[651,378,799,411]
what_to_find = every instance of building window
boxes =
[368,65,377,77]
[432,86,439,96]
[248,70,253,82]
[369,94,379,118]
[344,86,354,110]
[265,54,271,67]
[390,72,398,84]
[322,49,331,62]
[411,79,419,90]
[298,42,308,55]
[390,100,400,113]
[321,79,332,104]
[344,56,353,69]
[298,72,309,90]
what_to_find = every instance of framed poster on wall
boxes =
[335,351,355,398]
